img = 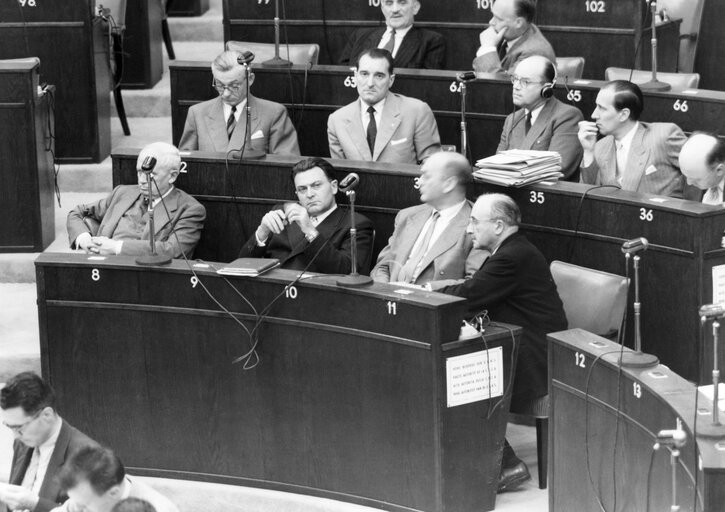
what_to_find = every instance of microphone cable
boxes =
[566,184,621,263]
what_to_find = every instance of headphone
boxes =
[540,62,557,99]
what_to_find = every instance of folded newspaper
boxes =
[216,258,280,277]
[474,149,563,187]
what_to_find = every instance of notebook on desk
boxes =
[216,258,280,277]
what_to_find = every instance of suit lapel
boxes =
[374,92,402,160]
[144,188,180,238]
[103,189,142,237]
[228,95,256,152]
[37,421,70,499]
[10,441,33,485]
[344,101,372,160]
[204,98,229,152]
[621,124,649,191]
[523,99,553,147]
[598,137,618,185]
[417,202,470,271]
[394,27,418,67]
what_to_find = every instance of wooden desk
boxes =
[36,253,520,512]
[112,149,725,384]
[549,329,725,511]
[0,59,55,252]
[0,0,111,163]
[167,0,208,17]
[170,62,725,162]
[222,0,680,78]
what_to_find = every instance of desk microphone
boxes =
[338,173,360,192]
[699,303,725,320]
[457,71,477,82]
[653,428,687,449]
[621,237,648,254]
[141,156,156,173]
[237,51,255,65]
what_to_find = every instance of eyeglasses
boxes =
[3,408,43,434]
[509,75,545,88]
[212,80,243,94]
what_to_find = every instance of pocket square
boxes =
[390,138,408,146]
[251,130,264,140]
[645,165,658,175]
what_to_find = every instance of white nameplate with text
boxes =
[446,347,503,407]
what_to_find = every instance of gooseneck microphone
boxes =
[338,173,360,192]
[236,51,255,66]
[621,237,649,254]
[456,71,477,82]
[700,303,725,320]
[141,156,156,173]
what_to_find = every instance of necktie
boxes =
[382,29,396,55]
[703,186,722,205]
[524,111,532,135]
[366,106,377,155]
[615,141,625,185]
[497,40,508,61]
[21,448,39,490]
[226,105,237,140]
[399,211,440,283]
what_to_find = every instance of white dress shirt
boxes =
[377,25,412,58]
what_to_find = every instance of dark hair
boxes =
[483,193,521,227]
[0,372,56,414]
[356,48,394,75]
[542,58,556,83]
[513,0,537,23]
[291,157,336,183]
[59,446,126,495]
[604,80,644,121]
[111,498,157,512]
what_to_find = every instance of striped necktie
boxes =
[226,105,237,140]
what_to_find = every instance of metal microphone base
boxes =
[618,350,659,368]
[136,254,172,266]
[336,274,373,287]
[639,79,671,92]
[230,148,265,160]
[262,57,293,68]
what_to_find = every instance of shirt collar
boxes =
[360,97,386,114]
[435,199,467,223]
[386,24,413,38]
[311,203,338,225]
[526,102,546,125]
[38,416,63,453]
[616,121,639,149]
[150,186,175,209]
[223,99,247,119]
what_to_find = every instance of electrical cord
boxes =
[566,184,622,263]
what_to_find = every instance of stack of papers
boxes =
[474,150,563,187]
[216,258,280,277]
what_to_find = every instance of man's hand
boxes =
[479,25,505,49]
[0,483,39,511]
[91,236,122,256]
[75,232,100,254]
[255,209,287,243]
[284,203,315,236]
[577,121,599,166]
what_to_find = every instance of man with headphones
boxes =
[497,56,584,180]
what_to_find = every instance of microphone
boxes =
[141,156,157,173]
[653,429,687,449]
[338,173,360,192]
[237,51,255,65]
[699,303,725,320]
[457,71,477,82]
[621,237,648,254]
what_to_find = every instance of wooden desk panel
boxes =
[36,253,519,512]
[122,0,163,89]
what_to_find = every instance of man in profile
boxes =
[678,132,725,204]
[0,372,96,512]
[372,151,487,286]
[497,56,583,180]
[238,157,374,274]
[472,0,555,75]
[67,142,206,259]
[328,48,441,164]
[54,445,179,512]
[578,80,688,197]
[432,193,567,493]
[340,0,446,69]
[179,50,300,155]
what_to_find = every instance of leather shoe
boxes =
[497,461,531,493]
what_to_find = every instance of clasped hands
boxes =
[256,203,315,243]
[76,232,122,255]
[0,482,39,512]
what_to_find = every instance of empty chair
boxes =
[555,57,585,80]
[225,41,320,66]
[511,260,629,489]
[604,67,700,90]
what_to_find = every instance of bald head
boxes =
[679,133,725,191]
[417,151,472,209]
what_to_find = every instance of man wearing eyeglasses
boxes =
[179,50,300,155]
[0,372,97,512]
[238,157,374,274]
[327,48,440,164]
[497,56,583,180]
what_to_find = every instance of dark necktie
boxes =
[366,106,377,155]
[524,111,532,135]
[226,105,237,140]
[497,40,508,61]
[382,29,396,54]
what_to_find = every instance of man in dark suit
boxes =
[578,80,689,198]
[0,372,96,512]
[371,151,488,286]
[472,0,555,75]
[179,50,300,155]
[497,56,583,180]
[66,142,206,259]
[328,48,441,164]
[238,157,374,274]
[339,0,445,69]
[432,193,567,492]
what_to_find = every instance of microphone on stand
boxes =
[231,51,264,160]
[236,51,255,66]
[336,172,372,288]
[457,71,477,82]
[338,172,359,192]
[621,237,649,254]
[136,155,171,266]
[456,73,475,161]
[653,428,687,450]
[700,303,725,320]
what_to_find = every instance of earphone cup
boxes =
[540,83,554,99]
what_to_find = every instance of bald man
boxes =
[678,132,725,205]
[67,142,206,258]
[371,151,488,286]
[497,55,583,180]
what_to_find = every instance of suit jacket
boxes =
[436,232,568,410]
[9,420,96,512]
[52,476,179,512]
[472,24,556,74]
[327,92,440,164]
[178,95,300,155]
[66,185,206,258]
[339,26,446,69]
[238,206,374,275]
[580,122,688,198]
[371,202,488,286]
[497,97,584,180]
